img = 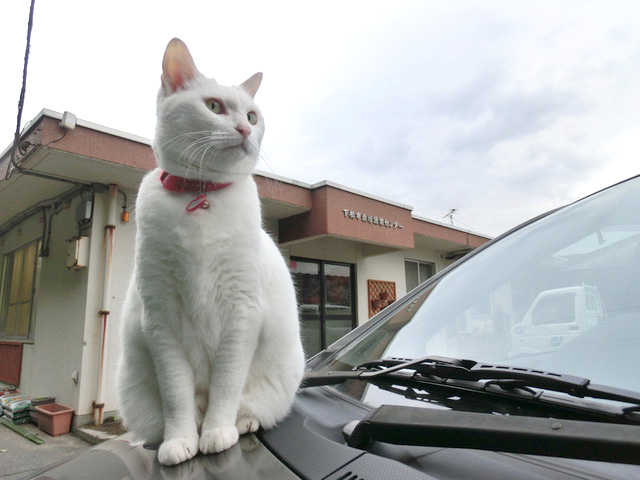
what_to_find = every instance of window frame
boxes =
[0,239,41,342]
[404,259,435,292]
[290,256,357,356]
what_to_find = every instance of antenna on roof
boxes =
[443,208,457,225]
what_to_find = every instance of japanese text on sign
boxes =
[342,209,404,229]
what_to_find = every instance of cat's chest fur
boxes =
[135,169,265,331]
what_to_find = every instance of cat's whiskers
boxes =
[249,143,285,200]
[256,146,274,173]
[156,131,212,152]
[159,129,258,181]
[191,140,220,182]
[179,138,216,180]
[180,133,233,180]
[158,132,211,178]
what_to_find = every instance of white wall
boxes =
[286,236,359,264]
[0,197,88,410]
[355,244,407,326]
[403,247,438,267]
[76,187,137,422]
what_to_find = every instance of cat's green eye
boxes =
[247,112,258,125]
[206,99,224,114]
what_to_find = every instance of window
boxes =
[0,240,40,340]
[531,293,577,326]
[405,259,435,292]
[290,258,356,358]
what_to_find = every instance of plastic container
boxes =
[35,403,74,436]
[30,397,55,423]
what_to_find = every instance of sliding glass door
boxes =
[290,258,356,358]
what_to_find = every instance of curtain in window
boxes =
[2,241,38,339]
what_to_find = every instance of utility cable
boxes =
[6,0,36,180]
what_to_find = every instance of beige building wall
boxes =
[355,244,407,326]
[0,197,86,411]
[0,186,138,424]
[287,237,358,265]
[76,187,137,424]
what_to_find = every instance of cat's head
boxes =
[153,38,264,183]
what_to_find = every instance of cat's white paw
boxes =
[199,425,239,454]
[236,414,260,435]
[158,436,199,466]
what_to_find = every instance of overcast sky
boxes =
[2,1,639,236]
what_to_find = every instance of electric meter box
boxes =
[66,236,90,270]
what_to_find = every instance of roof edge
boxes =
[311,179,414,211]
[1,109,152,163]
[412,214,492,239]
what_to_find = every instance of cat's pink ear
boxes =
[161,38,200,94]
[240,72,263,98]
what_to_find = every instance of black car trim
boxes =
[343,405,640,465]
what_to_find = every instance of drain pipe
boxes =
[93,184,118,425]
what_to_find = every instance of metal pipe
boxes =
[9,165,88,186]
[93,184,118,425]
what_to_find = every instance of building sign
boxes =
[342,209,404,229]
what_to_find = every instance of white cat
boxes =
[117,38,305,466]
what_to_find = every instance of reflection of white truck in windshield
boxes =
[510,285,604,355]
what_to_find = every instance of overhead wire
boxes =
[6,0,36,180]
[0,183,95,245]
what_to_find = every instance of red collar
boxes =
[160,170,232,193]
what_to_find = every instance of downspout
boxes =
[93,184,118,425]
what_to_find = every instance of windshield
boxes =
[322,176,640,396]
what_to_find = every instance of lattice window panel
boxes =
[368,280,396,318]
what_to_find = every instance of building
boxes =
[0,109,490,426]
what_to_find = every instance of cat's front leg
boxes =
[155,355,200,465]
[199,372,243,454]
[142,309,200,465]
[199,322,258,454]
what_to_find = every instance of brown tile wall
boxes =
[280,185,414,248]
[42,117,156,171]
[254,175,312,208]
[412,218,489,248]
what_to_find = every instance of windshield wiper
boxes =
[302,355,640,408]
[342,404,640,465]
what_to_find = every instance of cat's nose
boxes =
[236,124,251,139]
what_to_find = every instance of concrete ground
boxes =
[0,422,91,480]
